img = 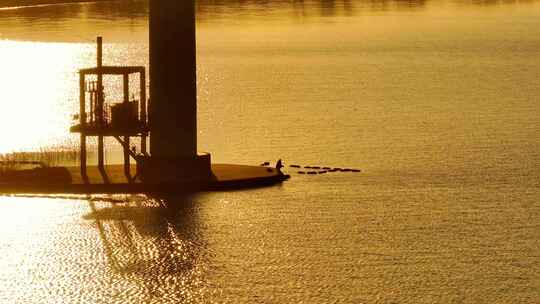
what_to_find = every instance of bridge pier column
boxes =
[146,0,211,182]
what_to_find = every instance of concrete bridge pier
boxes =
[142,0,212,182]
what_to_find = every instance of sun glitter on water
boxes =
[0,40,92,153]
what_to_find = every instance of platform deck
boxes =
[0,164,288,194]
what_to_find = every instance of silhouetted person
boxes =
[276,159,284,174]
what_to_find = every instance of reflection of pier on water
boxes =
[83,194,210,300]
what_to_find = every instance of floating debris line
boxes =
[291,164,361,175]
[259,161,361,176]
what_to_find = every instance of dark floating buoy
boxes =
[312,166,321,169]
[290,165,301,168]
[318,171,327,174]
[322,167,331,170]
[341,168,352,172]
[307,171,317,175]
[298,171,306,174]
[351,169,361,172]
[328,169,338,172]
[304,166,313,169]
[333,168,342,171]
[260,162,270,166]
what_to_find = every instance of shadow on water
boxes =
[83,193,208,300]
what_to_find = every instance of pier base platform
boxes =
[0,164,289,194]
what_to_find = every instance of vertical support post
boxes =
[97,36,103,122]
[89,93,93,124]
[96,36,105,171]
[80,134,87,179]
[122,72,130,180]
[124,136,131,181]
[140,69,147,155]
[123,73,129,103]
[79,72,87,178]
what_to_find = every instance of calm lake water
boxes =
[0,0,539,303]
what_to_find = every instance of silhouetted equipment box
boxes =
[111,101,139,131]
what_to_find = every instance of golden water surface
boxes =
[0,0,539,303]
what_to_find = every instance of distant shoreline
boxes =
[0,0,107,9]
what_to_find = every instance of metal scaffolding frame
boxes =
[71,37,148,182]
